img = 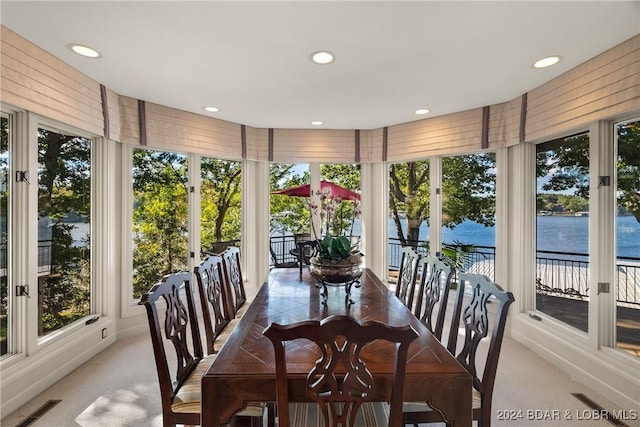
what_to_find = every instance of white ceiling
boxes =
[1,1,639,130]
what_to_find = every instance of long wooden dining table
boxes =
[201,267,472,426]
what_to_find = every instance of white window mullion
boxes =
[589,121,616,349]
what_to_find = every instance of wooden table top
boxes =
[201,267,472,426]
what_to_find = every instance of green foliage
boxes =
[442,153,496,228]
[617,121,640,222]
[201,157,242,250]
[389,154,496,248]
[317,235,353,260]
[537,193,588,213]
[321,164,361,236]
[37,129,92,335]
[269,164,310,235]
[132,149,189,298]
[441,240,477,268]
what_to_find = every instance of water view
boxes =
[384,215,639,258]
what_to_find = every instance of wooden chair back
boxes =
[138,272,203,427]
[448,273,515,424]
[221,246,246,314]
[394,246,421,310]
[194,254,234,354]
[413,256,454,340]
[264,315,418,427]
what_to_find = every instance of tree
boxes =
[536,126,640,223]
[321,164,361,236]
[442,153,496,228]
[37,129,91,333]
[389,161,430,246]
[388,153,496,248]
[132,149,188,298]
[201,158,242,251]
[617,121,640,222]
[269,164,309,235]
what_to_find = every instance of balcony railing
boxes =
[373,237,639,308]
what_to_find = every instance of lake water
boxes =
[360,215,640,258]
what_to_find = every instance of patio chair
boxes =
[395,246,421,311]
[413,256,454,341]
[264,315,418,427]
[296,239,319,279]
[139,272,265,427]
[402,273,515,427]
[270,245,299,269]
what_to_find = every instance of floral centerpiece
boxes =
[307,190,363,284]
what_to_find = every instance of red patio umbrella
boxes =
[271,180,360,201]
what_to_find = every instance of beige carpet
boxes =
[2,278,637,427]
[3,330,636,427]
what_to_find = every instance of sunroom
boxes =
[0,2,639,424]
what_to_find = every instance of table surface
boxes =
[201,267,472,426]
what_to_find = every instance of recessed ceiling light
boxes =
[311,51,334,65]
[533,56,561,69]
[69,44,100,58]
[311,121,323,126]
[203,106,220,113]
[415,109,430,115]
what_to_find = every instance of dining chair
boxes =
[402,273,515,427]
[395,246,421,311]
[139,272,265,427]
[263,315,418,427]
[221,246,247,316]
[194,254,237,354]
[412,256,454,341]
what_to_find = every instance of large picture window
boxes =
[132,149,188,299]
[441,153,496,278]
[535,133,590,333]
[388,160,430,276]
[200,157,242,254]
[37,127,92,336]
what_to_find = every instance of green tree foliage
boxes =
[536,194,588,213]
[389,154,496,248]
[201,158,242,252]
[617,121,640,222]
[536,126,640,222]
[132,149,188,298]
[269,164,309,235]
[442,153,496,229]
[38,130,91,334]
[321,164,361,236]
[536,133,590,198]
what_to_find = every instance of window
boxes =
[132,148,188,299]
[37,127,92,336]
[1,113,10,356]
[614,119,640,357]
[200,157,242,254]
[388,160,430,276]
[441,153,496,279]
[535,133,590,332]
